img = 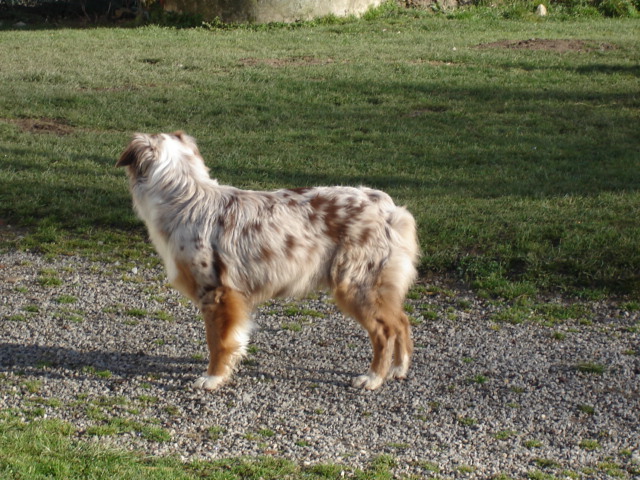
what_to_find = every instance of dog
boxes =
[117,132,419,391]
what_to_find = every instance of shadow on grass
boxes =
[576,64,640,77]
[0,144,137,232]
[1,74,638,294]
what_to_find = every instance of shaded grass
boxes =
[0,13,638,297]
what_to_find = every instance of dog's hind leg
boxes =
[193,287,251,391]
[334,285,403,390]
[387,311,413,380]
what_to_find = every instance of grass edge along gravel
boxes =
[0,416,397,480]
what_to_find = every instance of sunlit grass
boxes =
[0,11,638,297]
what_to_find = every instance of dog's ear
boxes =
[173,130,200,153]
[173,130,196,143]
[116,145,137,168]
[116,134,151,168]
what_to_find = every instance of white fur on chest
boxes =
[135,195,178,283]
[148,223,178,282]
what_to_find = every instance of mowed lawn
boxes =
[0,11,638,297]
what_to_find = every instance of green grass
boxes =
[0,418,182,479]
[282,305,325,318]
[86,418,171,443]
[208,425,226,441]
[421,461,441,473]
[577,404,596,415]
[579,438,602,451]
[457,464,477,473]
[0,4,638,473]
[493,300,594,324]
[125,308,148,318]
[494,429,518,440]
[37,272,63,287]
[534,458,561,469]
[56,295,77,304]
[468,374,489,384]
[282,321,304,332]
[0,416,401,479]
[23,380,43,394]
[458,416,478,426]
[0,9,638,297]
[524,439,544,448]
[258,428,276,438]
[81,366,113,378]
[575,362,606,374]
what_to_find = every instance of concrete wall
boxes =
[162,0,386,23]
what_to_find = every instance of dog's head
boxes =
[116,131,210,186]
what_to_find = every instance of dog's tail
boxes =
[384,206,420,297]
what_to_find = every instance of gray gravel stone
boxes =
[1,250,639,478]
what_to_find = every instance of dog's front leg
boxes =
[193,287,251,391]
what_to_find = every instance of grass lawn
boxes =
[0,416,395,479]
[0,411,404,480]
[0,6,638,300]
[0,4,639,478]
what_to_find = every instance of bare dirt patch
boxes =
[5,117,75,136]
[478,38,616,52]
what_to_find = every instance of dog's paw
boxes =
[387,359,410,380]
[193,375,225,391]
[352,372,384,390]
[386,365,408,380]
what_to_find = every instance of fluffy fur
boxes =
[117,132,419,390]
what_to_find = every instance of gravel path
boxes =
[1,250,639,478]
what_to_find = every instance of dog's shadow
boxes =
[0,341,199,387]
[0,342,353,389]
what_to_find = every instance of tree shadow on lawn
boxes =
[0,144,139,232]
[202,80,640,200]
[1,77,639,241]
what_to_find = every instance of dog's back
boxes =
[206,185,418,305]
